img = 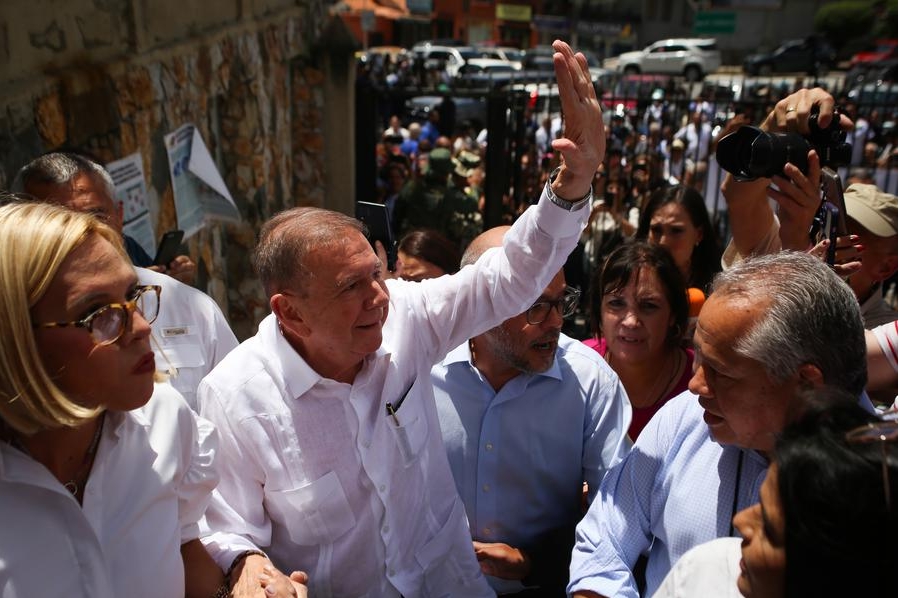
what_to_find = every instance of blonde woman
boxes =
[0,202,229,597]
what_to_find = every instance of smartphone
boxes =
[355,201,397,271]
[819,167,848,237]
[818,203,840,266]
[153,230,184,266]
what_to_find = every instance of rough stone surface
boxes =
[0,2,346,341]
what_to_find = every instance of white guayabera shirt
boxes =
[199,189,589,598]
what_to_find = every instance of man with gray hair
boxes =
[568,251,872,598]
[12,152,238,409]
[197,40,605,597]
[14,152,197,283]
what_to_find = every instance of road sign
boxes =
[693,11,736,35]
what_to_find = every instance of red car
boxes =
[601,74,673,113]
[851,39,897,66]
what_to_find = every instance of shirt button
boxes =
[379,484,386,493]
[485,442,493,451]
[362,439,371,449]
[388,568,396,577]
[483,527,491,536]
[482,484,490,492]
[382,525,390,534]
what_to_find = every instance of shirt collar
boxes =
[261,313,391,397]
[441,339,564,382]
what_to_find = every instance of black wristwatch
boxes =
[546,167,592,211]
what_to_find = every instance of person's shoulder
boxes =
[199,322,279,401]
[137,267,229,323]
[657,537,742,598]
[134,381,194,429]
[557,334,621,387]
[558,334,605,365]
[137,267,215,307]
[632,389,707,453]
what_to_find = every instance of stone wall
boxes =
[0,0,358,340]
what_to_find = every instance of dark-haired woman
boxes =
[584,241,694,440]
[636,184,722,294]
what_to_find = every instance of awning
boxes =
[335,0,411,19]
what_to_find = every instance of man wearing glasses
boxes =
[431,226,631,598]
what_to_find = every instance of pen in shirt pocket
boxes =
[385,379,414,426]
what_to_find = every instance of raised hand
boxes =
[550,40,605,200]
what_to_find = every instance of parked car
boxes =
[355,46,409,64]
[851,39,898,67]
[743,37,835,76]
[522,46,555,72]
[412,45,482,78]
[455,59,518,88]
[847,39,898,83]
[615,38,721,82]
[410,39,466,51]
[405,95,488,131]
[473,45,525,70]
[601,74,675,113]
[522,46,611,83]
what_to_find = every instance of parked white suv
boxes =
[412,45,481,78]
[615,38,721,82]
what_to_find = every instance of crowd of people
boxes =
[0,40,896,598]
[364,48,898,305]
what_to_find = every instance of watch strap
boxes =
[546,167,592,211]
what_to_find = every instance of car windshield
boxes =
[458,48,481,60]
[695,41,718,51]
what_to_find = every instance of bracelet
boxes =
[225,549,268,586]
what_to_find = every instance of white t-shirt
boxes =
[652,537,743,598]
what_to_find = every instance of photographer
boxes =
[719,88,856,263]
[719,89,898,329]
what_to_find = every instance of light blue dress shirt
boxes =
[432,333,632,594]
[567,390,769,598]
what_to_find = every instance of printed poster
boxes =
[107,153,156,256]
[164,123,240,238]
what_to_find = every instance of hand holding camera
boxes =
[716,88,852,180]
[718,88,858,256]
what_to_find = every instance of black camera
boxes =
[716,111,851,180]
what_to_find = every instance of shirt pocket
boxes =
[266,470,356,546]
[156,342,206,371]
[415,501,477,596]
[386,380,429,467]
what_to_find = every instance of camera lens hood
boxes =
[717,126,811,181]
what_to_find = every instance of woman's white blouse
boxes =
[0,383,218,598]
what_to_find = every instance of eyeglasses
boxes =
[525,287,581,325]
[33,285,161,346]
[845,411,897,512]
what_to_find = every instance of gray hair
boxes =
[252,207,365,298]
[711,251,866,395]
[12,152,115,199]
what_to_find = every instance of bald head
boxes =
[461,226,511,267]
